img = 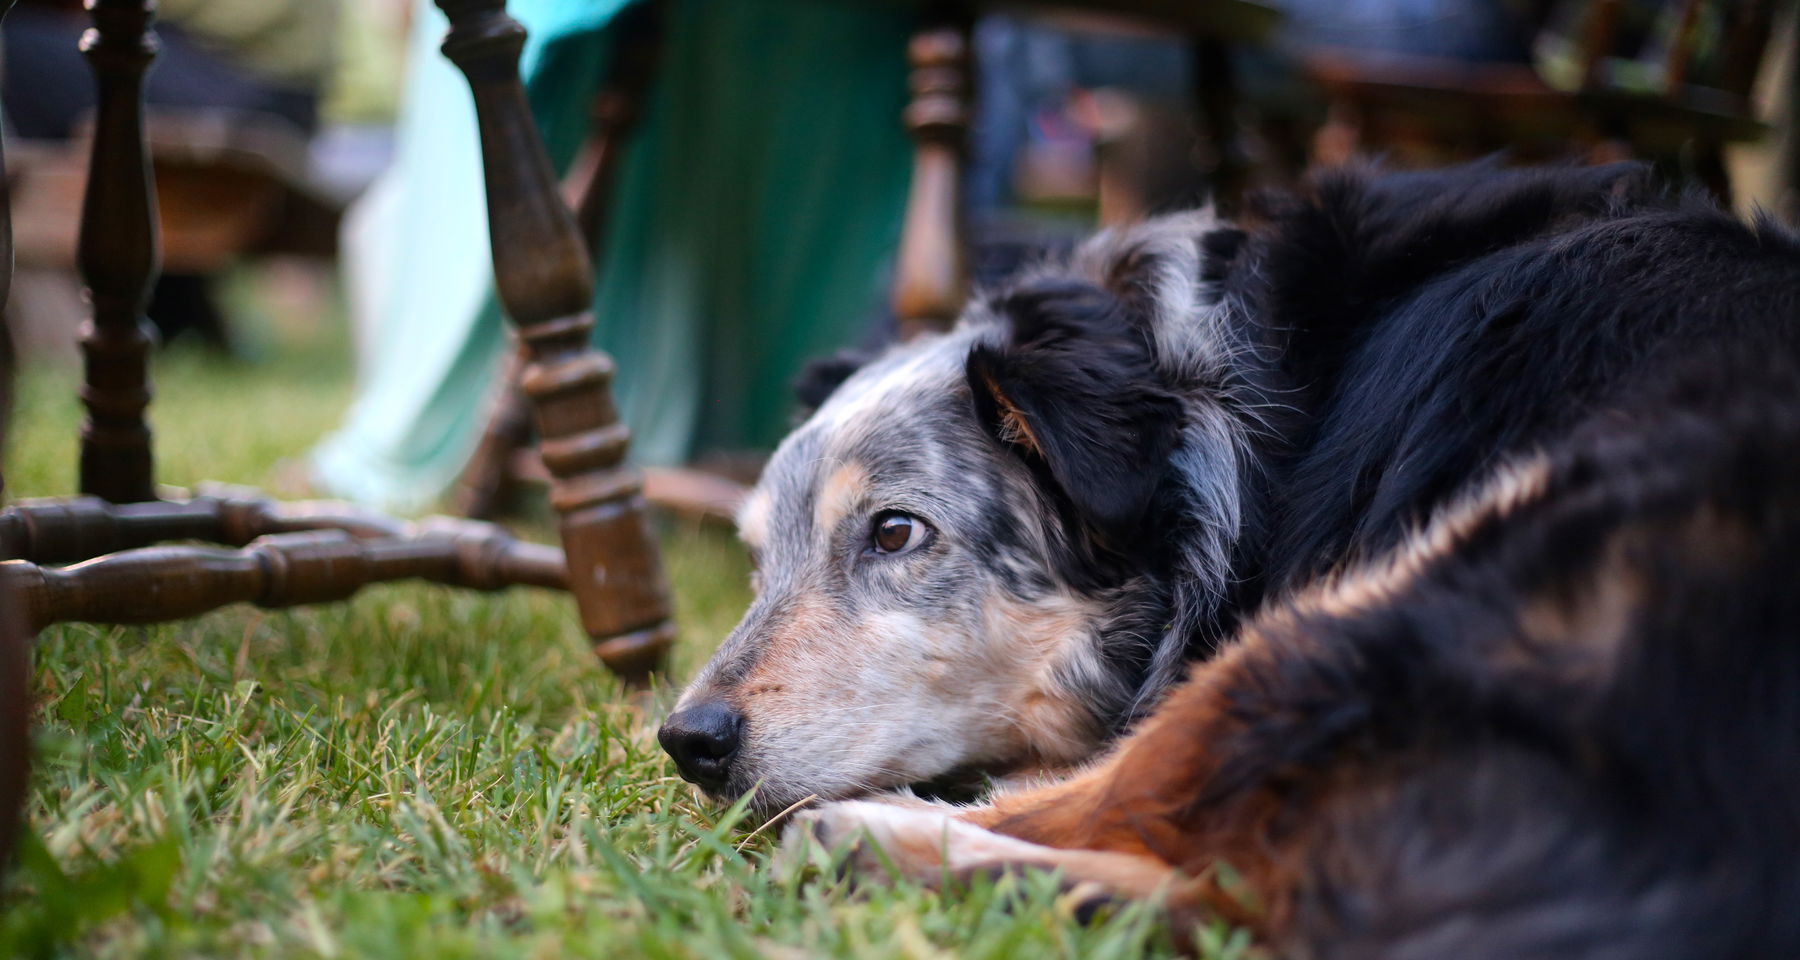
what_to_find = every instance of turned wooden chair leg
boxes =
[565,0,663,245]
[457,2,663,523]
[78,0,159,504]
[456,345,534,520]
[892,21,972,339]
[436,0,674,681]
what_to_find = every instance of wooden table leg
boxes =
[435,0,674,682]
[892,21,972,340]
[77,0,160,504]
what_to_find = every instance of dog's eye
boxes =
[870,511,929,556]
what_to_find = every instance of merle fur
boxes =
[796,159,1800,749]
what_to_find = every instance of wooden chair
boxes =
[0,0,675,682]
[1304,0,1788,201]
[454,0,1282,521]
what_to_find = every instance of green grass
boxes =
[0,277,1213,959]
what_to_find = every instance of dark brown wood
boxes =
[1301,0,1782,198]
[436,0,674,681]
[3,520,567,634]
[565,0,663,244]
[892,22,972,339]
[0,486,465,564]
[507,452,749,525]
[77,0,160,504]
[1191,33,1249,210]
[459,6,665,522]
[1044,0,1281,41]
[455,346,534,520]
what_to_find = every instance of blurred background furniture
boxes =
[2,0,343,353]
[1302,0,1786,201]
[0,0,674,681]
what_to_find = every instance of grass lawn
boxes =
[0,279,1225,959]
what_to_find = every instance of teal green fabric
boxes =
[312,0,915,511]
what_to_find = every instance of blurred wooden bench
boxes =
[8,113,339,279]
[1305,0,1787,201]
[0,0,675,682]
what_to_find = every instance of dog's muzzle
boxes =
[658,700,744,792]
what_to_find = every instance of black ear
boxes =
[967,280,1182,546]
[793,349,874,417]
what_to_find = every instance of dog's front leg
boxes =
[781,796,1185,915]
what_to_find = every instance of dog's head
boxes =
[660,213,1272,813]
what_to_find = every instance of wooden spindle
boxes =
[77,0,160,504]
[435,0,673,681]
[460,4,665,521]
[892,23,972,339]
[567,0,663,243]
[2,521,569,634]
[455,346,534,520]
[0,486,464,564]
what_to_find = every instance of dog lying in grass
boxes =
[662,162,1800,954]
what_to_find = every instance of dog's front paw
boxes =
[776,798,1039,887]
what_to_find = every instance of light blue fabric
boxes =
[314,0,916,511]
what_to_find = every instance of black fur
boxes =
[1168,166,1800,956]
[792,348,873,418]
[950,165,1800,955]
[1222,357,1800,959]
[966,279,1184,566]
[1241,164,1800,593]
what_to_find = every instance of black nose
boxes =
[658,701,743,790]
